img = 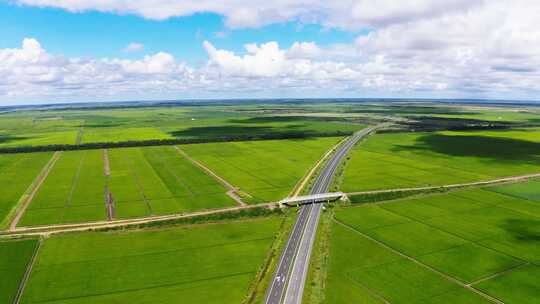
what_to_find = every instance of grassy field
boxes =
[21,218,282,304]
[341,128,540,192]
[325,187,539,303]
[0,152,52,227]
[19,146,236,226]
[181,137,345,203]
[0,239,38,304]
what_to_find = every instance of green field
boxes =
[109,146,235,219]
[181,137,344,202]
[0,152,52,227]
[0,106,365,148]
[19,146,236,226]
[20,150,108,226]
[0,239,38,304]
[341,129,540,192]
[488,178,540,202]
[21,218,281,304]
[325,187,539,303]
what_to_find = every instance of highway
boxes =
[264,126,379,304]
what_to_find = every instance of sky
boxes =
[0,0,539,105]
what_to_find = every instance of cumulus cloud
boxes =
[0,38,195,100]
[123,42,144,53]
[16,0,483,30]
[2,0,540,102]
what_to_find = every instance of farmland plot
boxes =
[180,137,344,203]
[0,152,52,227]
[109,146,235,219]
[21,218,281,304]
[341,129,540,192]
[0,239,38,304]
[327,187,540,303]
[20,150,107,226]
[18,146,236,225]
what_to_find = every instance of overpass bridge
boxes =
[280,192,345,207]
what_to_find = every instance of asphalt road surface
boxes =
[265,126,379,304]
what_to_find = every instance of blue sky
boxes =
[0,2,359,65]
[0,1,538,104]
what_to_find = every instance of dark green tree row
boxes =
[0,131,352,154]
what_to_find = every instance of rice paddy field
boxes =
[340,128,540,192]
[0,152,52,228]
[0,239,38,304]
[20,217,281,304]
[181,137,344,203]
[1,101,539,304]
[19,146,236,227]
[0,106,366,148]
[325,186,540,304]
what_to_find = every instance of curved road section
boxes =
[265,126,380,304]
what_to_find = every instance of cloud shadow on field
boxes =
[168,125,314,139]
[392,134,540,162]
[500,219,540,243]
[0,134,28,144]
[228,116,342,124]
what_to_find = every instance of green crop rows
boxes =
[21,218,281,304]
[0,152,52,227]
[181,137,343,203]
[20,150,108,226]
[0,106,365,149]
[0,239,38,303]
[109,146,235,219]
[19,146,237,226]
[341,129,540,192]
[326,187,540,304]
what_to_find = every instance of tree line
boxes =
[0,131,353,154]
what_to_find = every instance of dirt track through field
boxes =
[174,146,247,206]
[102,149,115,220]
[9,152,62,231]
[4,202,278,237]
[334,220,505,304]
[13,238,42,304]
[103,149,110,176]
[104,185,115,220]
[347,172,540,197]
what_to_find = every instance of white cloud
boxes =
[123,42,144,52]
[16,0,484,30]
[2,0,540,103]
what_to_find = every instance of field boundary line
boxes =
[75,124,84,145]
[125,150,153,215]
[65,152,85,208]
[13,237,42,304]
[174,146,248,206]
[8,151,62,231]
[289,136,349,198]
[467,262,530,287]
[347,172,540,197]
[344,272,391,304]
[4,202,279,236]
[333,219,505,304]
